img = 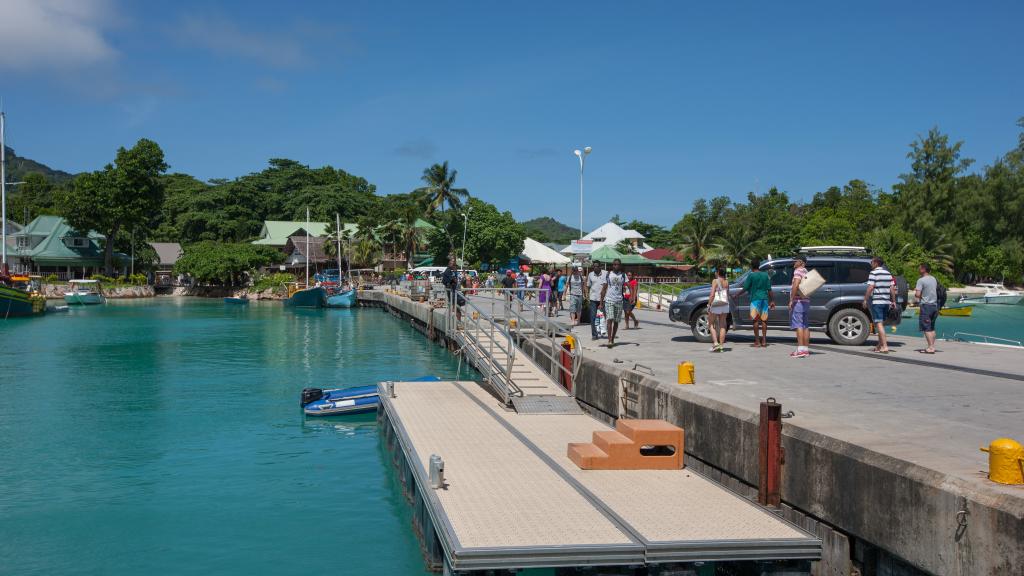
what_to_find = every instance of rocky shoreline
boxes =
[41,284,155,299]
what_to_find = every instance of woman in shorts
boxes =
[708,267,731,352]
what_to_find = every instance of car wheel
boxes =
[690,307,712,343]
[828,308,870,345]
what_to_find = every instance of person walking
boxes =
[441,255,463,324]
[515,269,528,311]
[600,259,626,347]
[708,267,731,352]
[555,269,567,312]
[863,256,896,353]
[915,263,939,354]
[538,269,552,315]
[587,262,607,340]
[735,258,774,347]
[623,271,639,329]
[566,265,585,325]
[789,255,811,358]
[501,270,515,306]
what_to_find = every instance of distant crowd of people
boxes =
[436,253,939,355]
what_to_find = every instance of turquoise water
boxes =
[894,303,1024,345]
[0,298,463,575]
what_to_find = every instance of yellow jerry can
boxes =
[677,361,695,385]
[980,438,1024,485]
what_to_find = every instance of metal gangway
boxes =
[446,287,582,412]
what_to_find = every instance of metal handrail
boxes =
[482,288,581,394]
[448,290,521,405]
[636,281,688,310]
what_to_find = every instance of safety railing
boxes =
[467,287,582,395]
[636,281,691,310]
[447,290,521,405]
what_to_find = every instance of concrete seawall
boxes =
[359,290,1024,576]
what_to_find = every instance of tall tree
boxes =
[893,128,973,244]
[672,196,730,266]
[7,172,56,224]
[59,139,168,274]
[416,161,469,217]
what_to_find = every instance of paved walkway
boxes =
[534,301,1024,497]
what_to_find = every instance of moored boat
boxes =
[64,279,105,305]
[326,288,356,308]
[224,296,249,304]
[301,376,440,416]
[958,283,1023,305]
[1,283,45,317]
[918,304,973,317]
[285,284,327,308]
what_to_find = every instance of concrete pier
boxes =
[358,289,1024,575]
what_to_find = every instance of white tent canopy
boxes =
[520,237,571,265]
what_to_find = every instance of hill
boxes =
[3,146,76,184]
[521,217,577,244]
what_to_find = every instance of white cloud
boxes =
[0,0,117,70]
[174,13,308,68]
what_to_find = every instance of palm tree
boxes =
[323,220,354,271]
[415,161,469,217]
[614,239,636,254]
[674,217,717,268]
[713,227,759,270]
[352,225,381,268]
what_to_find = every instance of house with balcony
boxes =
[10,215,122,279]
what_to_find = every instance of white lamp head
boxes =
[583,146,592,155]
[573,149,582,157]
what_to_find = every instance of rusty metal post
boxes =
[759,397,783,507]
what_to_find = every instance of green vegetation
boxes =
[252,272,296,293]
[3,145,75,184]
[664,121,1024,284]
[427,198,525,268]
[173,242,284,285]
[8,117,1021,287]
[88,273,148,286]
[521,217,578,244]
[58,139,169,275]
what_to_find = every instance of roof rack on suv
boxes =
[799,246,871,256]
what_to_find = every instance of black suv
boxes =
[668,251,908,346]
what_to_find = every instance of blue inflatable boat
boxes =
[300,376,440,417]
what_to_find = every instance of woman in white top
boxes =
[708,267,731,352]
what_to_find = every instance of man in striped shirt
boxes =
[863,256,896,353]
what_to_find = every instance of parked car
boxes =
[668,249,908,346]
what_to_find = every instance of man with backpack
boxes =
[915,263,942,354]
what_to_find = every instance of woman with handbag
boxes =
[708,267,731,352]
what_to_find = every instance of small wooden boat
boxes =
[301,376,440,417]
[917,304,973,317]
[64,279,105,305]
[326,288,356,308]
[224,296,249,304]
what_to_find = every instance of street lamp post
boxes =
[573,147,592,239]
[460,207,472,271]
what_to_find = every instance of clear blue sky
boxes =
[2,0,1022,229]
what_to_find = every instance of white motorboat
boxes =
[959,283,1023,305]
[64,279,106,305]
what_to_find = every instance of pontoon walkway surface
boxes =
[379,379,820,571]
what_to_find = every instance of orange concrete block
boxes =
[568,419,685,470]
[568,442,610,469]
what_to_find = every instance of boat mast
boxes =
[1,111,7,271]
[305,207,310,287]
[335,213,343,281]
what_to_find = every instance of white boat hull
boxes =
[960,295,1023,305]
[64,292,106,305]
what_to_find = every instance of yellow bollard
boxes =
[509,319,517,328]
[677,361,695,385]
[564,334,577,351]
[980,438,1024,485]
